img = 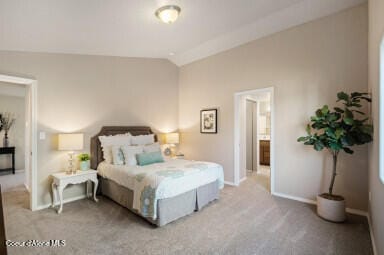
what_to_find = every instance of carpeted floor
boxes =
[3,176,372,255]
[247,165,271,192]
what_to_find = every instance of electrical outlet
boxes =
[369,191,372,202]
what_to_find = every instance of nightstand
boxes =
[172,154,185,159]
[51,170,98,214]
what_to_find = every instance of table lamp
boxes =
[164,132,179,156]
[58,133,84,174]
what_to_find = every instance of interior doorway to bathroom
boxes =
[234,87,274,193]
[245,95,271,192]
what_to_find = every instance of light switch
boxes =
[39,132,46,140]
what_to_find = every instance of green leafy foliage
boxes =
[297,91,373,154]
[78,153,90,162]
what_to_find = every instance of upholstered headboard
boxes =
[90,126,157,170]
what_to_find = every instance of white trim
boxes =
[379,37,384,184]
[368,213,378,255]
[234,94,240,185]
[272,191,316,205]
[30,81,38,211]
[0,75,36,85]
[239,177,247,183]
[234,87,275,193]
[36,194,88,211]
[272,191,369,217]
[224,181,237,186]
[0,74,38,211]
[345,208,368,217]
[24,183,30,193]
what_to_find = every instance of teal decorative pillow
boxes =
[136,151,164,166]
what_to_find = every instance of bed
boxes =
[90,126,224,226]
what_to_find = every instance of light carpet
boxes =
[2,176,372,255]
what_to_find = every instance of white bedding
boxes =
[97,159,224,219]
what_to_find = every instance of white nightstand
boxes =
[172,154,185,159]
[51,169,98,214]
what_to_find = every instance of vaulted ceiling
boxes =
[0,0,366,66]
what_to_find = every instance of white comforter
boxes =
[97,159,224,219]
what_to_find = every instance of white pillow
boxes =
[111,146,125,165]
[121,145,144,166]
[131,134,155,145]
[99,133,132,163]
[143,142,161,153]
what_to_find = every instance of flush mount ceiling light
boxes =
[155,5,181,24]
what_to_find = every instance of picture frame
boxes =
[200,109,218,133]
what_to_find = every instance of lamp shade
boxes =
[165,133,179,144]
[58,133,84,151]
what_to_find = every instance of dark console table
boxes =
[0,147,15,174]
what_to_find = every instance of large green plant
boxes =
[297,92,373,197]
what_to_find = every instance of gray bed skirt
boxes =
[100,177,220,226]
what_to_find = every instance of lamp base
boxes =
[66,152,76,175]
[164,147,172,156]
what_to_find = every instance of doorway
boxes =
[234,87,274,193]
[0,82,27,191]
[0,74,37,211]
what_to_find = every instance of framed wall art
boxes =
[200,109,217,133]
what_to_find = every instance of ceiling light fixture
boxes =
[155,5,181,24]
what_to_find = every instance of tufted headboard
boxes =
[90,126,157,170]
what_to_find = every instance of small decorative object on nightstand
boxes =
[78,153,90,171]
[51,169,98,214]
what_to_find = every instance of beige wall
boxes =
[368,0,384,254]
[179,4,368,210]
[0,93,26,170]
[0,52,179,207]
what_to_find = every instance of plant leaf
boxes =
[343,147,354,154]
[343,118,354,125]
[321,105,329,115]
[297,137,308,142]
[337,92,349,102]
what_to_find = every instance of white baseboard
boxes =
[368,213,378,255]
[23,183,30,192]
[224,181,237,186]
[272,192,368,217]
[224,177,246,186]
[345,208,368,217]
[272,192,316,205]
[36,194,87,211]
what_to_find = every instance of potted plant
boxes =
[0,112,15,147]
[297,92,373,222]
[78,153,90,171]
